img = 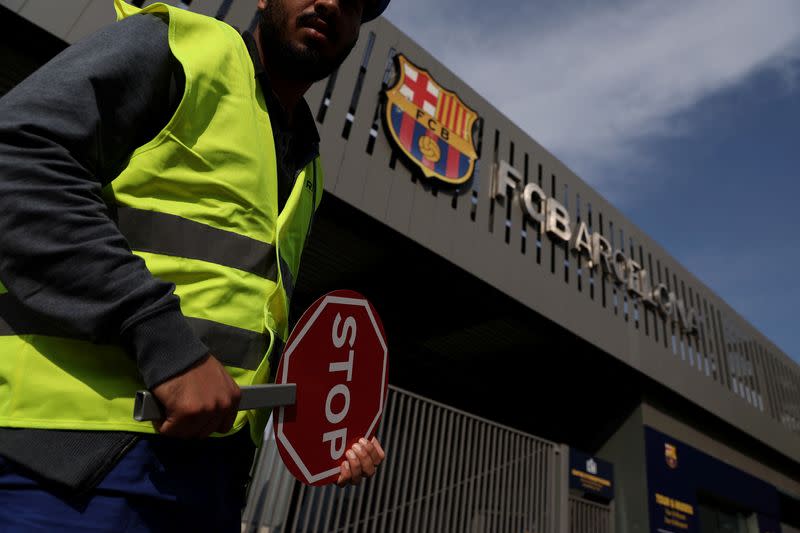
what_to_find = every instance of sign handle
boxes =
[133,384,297,422]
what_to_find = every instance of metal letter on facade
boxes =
[674,298,700,335]
[492,160,521,202]
[638,268,654,304]
[520,182,547,227]
[592,233,614,280]
[545,198,572,242]
[612,250,628,285]
[627,259,645,298]
[571,221,594,266]
[652,284,673,317]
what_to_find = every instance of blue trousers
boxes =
[0,430,256,532]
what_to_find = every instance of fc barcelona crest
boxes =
[383,54,480,185]
[665,443,678,469]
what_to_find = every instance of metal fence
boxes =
[242,385,563,533]
[242,422,298,532]
[568,497,612,533]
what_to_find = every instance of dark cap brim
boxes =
[362,0,390,22]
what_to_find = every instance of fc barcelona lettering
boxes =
[383,54,480,185]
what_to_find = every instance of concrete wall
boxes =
[597,406,651,533]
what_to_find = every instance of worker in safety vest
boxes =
[0,0,388,530]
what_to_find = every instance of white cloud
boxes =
[385,0,800,202]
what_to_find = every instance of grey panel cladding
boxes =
[308,18,800,460]
[19,0,93,40]
[64,0,116,43]
[0,0,27,12]
[10,7,800,459]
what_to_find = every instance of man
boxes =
[0,0,388,530]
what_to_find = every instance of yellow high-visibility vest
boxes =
[0,1,322,444]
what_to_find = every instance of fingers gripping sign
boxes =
[274,290,389,486]
[337,437,386,487]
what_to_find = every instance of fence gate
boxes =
[242,385,564,533]
[568,496,613,533]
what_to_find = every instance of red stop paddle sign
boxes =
[273,290,389,486]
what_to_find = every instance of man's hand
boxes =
[336,437,385,487]
[151,354,241,438]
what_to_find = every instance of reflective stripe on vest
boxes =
[115,206,296,295]
[185,316,267,370]
[116,207,277,278]
[0,293,267,370]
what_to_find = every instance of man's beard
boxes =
[258,1,358,83]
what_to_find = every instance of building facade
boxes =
[2,1,799,531]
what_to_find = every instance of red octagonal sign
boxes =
[274,290,389,485]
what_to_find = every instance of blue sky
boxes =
[383,0,800,363]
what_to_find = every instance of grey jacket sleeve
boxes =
[0,13,209,388]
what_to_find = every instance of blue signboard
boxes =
[569,448,614,501]
[644,426,781,533]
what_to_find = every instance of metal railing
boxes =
[243,385,563,533]
[568,496,612,533]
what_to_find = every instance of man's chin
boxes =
[261,31,352,83]
[295,39,342,65]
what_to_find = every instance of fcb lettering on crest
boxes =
[383,54,480,185]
